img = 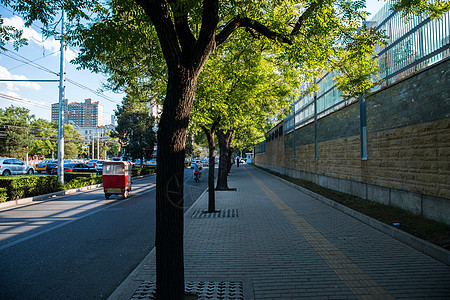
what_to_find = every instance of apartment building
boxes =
[51,98,104,127]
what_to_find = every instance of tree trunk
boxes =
[201,122,218,213]
[227,149,233,173]
[216,128,234,190]
[155,68,199,299]
[134,1,219,298]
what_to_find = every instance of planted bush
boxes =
[0,175,64,201]
[132,166,156,177]
[64,173,102,190]
[0,187,8,202]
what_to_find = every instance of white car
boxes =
[0,157,35,176]
[95,160,108,173]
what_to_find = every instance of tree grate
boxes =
[191,209,238,218]
[131,281,244,299]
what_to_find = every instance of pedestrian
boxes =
[236,156,240,167]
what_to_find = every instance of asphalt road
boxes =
[0,167,209,299]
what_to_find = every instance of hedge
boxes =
[0,175,64,202]
[132,166,156,177]
[0,169,154,203]
[0,173,102,202]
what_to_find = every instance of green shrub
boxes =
[0,175,64,201]
[64,173,102,189]
[64,172,101,183]
[0,187,7,202]
[0,174,102,202]
[132,166,156,177]
[141,166,156,175]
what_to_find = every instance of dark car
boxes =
[64,163,97,173]
[46,162,96,174]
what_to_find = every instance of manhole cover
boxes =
[131,281,244,299]
[191,209,238,218]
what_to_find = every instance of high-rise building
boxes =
[51,98,103,127]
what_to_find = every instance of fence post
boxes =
[360,94,368,160]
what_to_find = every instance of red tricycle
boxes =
[102,161,132,199]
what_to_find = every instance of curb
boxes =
[255,166,450,266]
[108,187,209,300]
[0,184,103,210]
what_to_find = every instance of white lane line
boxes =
[0,187,156,252]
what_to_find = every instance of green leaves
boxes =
[113,95,156,161]
[392,0,450,20]
[0,16,28,50]
[191,29,299,149]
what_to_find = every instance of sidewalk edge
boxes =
[107,187,209,300]
[253,166,450,266]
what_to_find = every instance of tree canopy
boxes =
[2,1,448,298]
[113,94,157,162]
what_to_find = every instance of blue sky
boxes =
[0,0,386,124]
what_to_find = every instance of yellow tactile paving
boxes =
[248,169,395,300]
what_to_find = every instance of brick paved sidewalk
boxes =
[109,165,450,299]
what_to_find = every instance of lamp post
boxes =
[57,8,66,184]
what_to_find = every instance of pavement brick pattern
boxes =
[114,165,450,299]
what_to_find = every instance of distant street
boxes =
[0,167,209,299]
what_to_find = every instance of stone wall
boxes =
[255,58,450,225]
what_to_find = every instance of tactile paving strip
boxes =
[131,281,244,299]
[191,209,238,218]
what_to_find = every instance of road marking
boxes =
[247,169,395,300]
[0,186,156,252]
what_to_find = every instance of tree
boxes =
[0,16,27,50]
[0,106,34,160]
[28,119,85,159]
[29,118,58,158]
[2,1,446,298]
[64,124,85,158]
[113,95,156,164]
[106,138,120,158]
[192,31,297,192]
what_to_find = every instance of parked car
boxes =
[201,158,208,166]
[94,160,108,174]
[134,159,143,168]
[64,163,97,173]
[46,160,81,175]
[87,159,99,168]
[147,158,157,166]
[35,159,56,174]
[0,157,34,176]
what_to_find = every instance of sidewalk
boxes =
[110,165,450,299]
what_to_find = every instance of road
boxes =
[0,167,209,299]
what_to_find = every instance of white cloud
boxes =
[3,16,78,62]
[0,65,41,91]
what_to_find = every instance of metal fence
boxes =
[283,0,450,134]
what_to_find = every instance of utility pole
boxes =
[97,135,100,159]
[57,9,66,184]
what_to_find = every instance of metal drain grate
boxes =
[191,209,238,218]
[131,281,244,299]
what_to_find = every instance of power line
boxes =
[1,49,58,76]
[7,50,60,72]
[0,93,49,109]
[65,78,120,104]
[2,49,121,105]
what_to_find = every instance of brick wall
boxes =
[255,58,450,225]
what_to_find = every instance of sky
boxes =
[0,0,386,124]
